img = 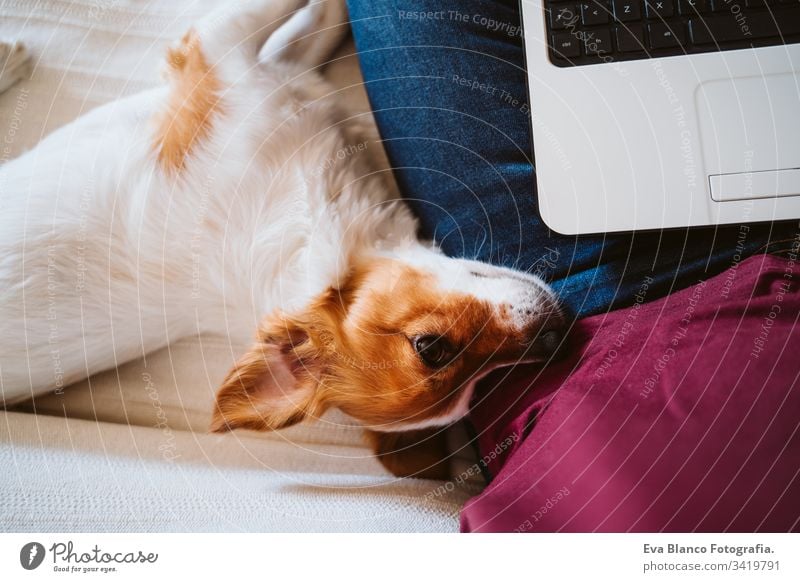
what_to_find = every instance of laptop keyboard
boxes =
[546,0,800,66]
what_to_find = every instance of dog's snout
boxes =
[526,321,568,361]
[536,328,564,357]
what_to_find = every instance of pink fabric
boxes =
[462,254,800,532]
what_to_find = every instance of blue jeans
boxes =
[346,0,798,317]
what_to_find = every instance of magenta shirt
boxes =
[462,254,800,532]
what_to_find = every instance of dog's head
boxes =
[210,247,565,434]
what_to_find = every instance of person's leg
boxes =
[347,0,798,317]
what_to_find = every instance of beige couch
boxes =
[0,0,480,532]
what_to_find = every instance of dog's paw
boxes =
[366,428,451,481]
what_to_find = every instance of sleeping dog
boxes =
[0,0,564,478]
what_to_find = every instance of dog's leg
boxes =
[191,0,311,72]
[154,0,313,174]
[365,428,452,481]
[262,0,349,70]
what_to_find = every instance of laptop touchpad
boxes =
[696,72,800,202]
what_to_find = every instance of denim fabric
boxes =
[346,0,799,317]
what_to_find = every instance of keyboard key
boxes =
[648,21,687,48]
[582,29,614,55]
[551,32,582,57]
[613,0,643,20]
[550,4,580,30]
[677,0,712,13]
[615,23,647,50]
[645,0,676,17]
[581,1,611,25]
[689,7,800,43]
[545,0,799,66]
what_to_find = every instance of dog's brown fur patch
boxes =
[210,259,525,434]
[155,30,221,173]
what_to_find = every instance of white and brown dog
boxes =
[0,0,564,478]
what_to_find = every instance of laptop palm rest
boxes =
[696,72,800,203]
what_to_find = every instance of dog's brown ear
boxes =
[210,317,324,433]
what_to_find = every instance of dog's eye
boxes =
[412,335,455,368]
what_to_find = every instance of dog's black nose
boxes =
[531,326,567,360]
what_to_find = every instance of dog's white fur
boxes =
[0,0,557,430]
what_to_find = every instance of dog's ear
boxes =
[210,315,325,433]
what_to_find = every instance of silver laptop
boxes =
[520,0,800,235]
